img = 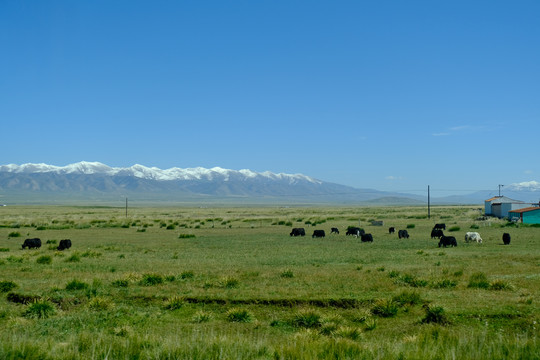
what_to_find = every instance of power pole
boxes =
[125,197,128,218]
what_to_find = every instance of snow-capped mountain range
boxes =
[0,161,321,184]
[0,161,538,204]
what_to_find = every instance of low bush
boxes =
[226,308,253,323]
[0,248,9,252]
[88,296,113,311]
[66,279,89,291]
[140,273,164,286]
[392,290,423,306]
[371,299,399,318]
[178,234,196,239]
[111,279,129,288]
[180,271,194,279]
[23,299,56,319]
[489,279,513,291]
[421,305,450,325]
[280,270,294,278]
[164,296,185,310]
[291,310,322,328]
[448,226,460,232]
[8,231,21,237]
[192,310,212,323]
[468,272,490,289]
[220,276,239,289]
[406,224,415,229]
[431,279,458,289]
[36,255,52,264]
[0,280,18,293]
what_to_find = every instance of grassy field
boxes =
[0,205,538,359]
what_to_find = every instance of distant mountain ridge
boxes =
[0,161,423,204]
[0,161,320,184]
[1,162,538,205]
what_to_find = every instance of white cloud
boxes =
[524,170,533,174]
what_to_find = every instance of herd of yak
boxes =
[21,238,71,251]
[290,223,512,247]
[18,223,512,251]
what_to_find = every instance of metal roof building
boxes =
[484,196,528,218]
[508,207,540,224]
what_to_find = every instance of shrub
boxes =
[111,279,129,288]
[8,231,21,237]
[45,239,57,244]
[489,279,513,291]
[180,271,194,279]
[406,224,415,229]
[470,224,480,229]
[36,255,52,265]
[0,248,9,252]
[448,226,460,232]
[336,326,362,341]
[0,280,18,293]
[166,224,176,230]
[280,270,294,278]
[164,296,185,310]
[398,273,428,288]
[421,305,450,325]
[291,310,322,328]
[178,234,195,239]
[371,299,399,318]
[468,272,490,289]
[220,276,239,289]
[392,290,422,306]
[140,273,164,286]
[226,308,253,323]
[66,279,89,291]
[65,253,81,262]
[431,279,458,289]
[23,299,56,319]
[88,296,113,311]
[192,310,212,323]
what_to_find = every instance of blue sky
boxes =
[1,1,539,196]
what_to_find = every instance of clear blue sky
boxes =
[1,1,539,196]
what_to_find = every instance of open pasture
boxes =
[0,205,539,359]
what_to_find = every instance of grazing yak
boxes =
[433,223,446,230]
[431,229,444,239]
[398,229,409,239]
[438,236,457,248]
[346,227,365,237]
[57,239,72,251]
[290,228,306,237]
[22,238,41,249]
[361,233,373,242]
[331,227,340,234]
[312,230,326,238]
[465,232,483,243]
[388,227,395,234]
[503,233,511,245]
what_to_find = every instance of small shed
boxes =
[485,196,527,218]
[508,207,540,224]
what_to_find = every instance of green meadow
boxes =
[0,205,538,359]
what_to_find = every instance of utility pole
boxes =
[428,185,431,219]
[125,197,128,218]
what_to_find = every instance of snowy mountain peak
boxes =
[0,161,322,184]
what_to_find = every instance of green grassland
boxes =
[0,205,538,359]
